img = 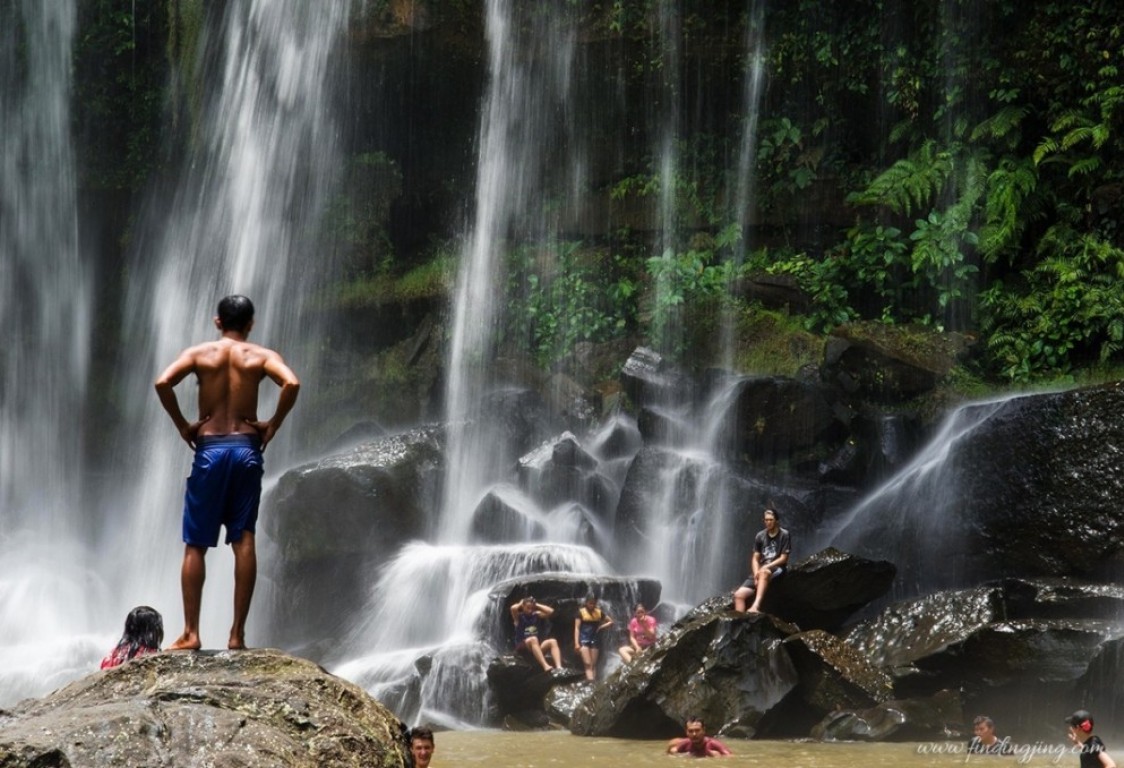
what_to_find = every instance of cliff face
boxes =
[0,649,408,768]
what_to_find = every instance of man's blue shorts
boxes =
[183,434,263,548]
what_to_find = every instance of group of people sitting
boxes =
[510,594,658,680]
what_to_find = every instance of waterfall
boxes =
[0,1,351,705]
[440,0,578,539]
[719,0,767,371]
[0,0,101,705]
[108,0,350,651]
[824,395,1020,595]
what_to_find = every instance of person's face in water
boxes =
[974,720,996,743]
[411,737,434,768]
[521,598,535,613]
[585,598,598,612]
[685,721,706,745]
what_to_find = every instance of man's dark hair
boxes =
[686,716,705,728]
[217,295,255,332]
[973,715,995,728]
[410,727,435,745]
[764,507,779,519]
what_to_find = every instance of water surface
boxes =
[436,730,1077,767]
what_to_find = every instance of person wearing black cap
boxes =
[1066,710,1116,768]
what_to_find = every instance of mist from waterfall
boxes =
[0,1,351,706]
[0,0,101,704]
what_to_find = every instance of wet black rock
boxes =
[263,425,443,648]
[469,485,546,543]
[727,376,844,462]
[766,547,896,632]
[486,658,585,720]
[620,347,691,408]
[589,414,642,461]
[758,629,894,738]
[568,610,798,739]
[810,689,964,742]
[0,649,407,768]
[516,433,616,521]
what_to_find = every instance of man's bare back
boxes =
[156,332,298,450]
[155,296,299,651]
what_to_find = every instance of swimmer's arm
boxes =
[666,738,684,755]
[1100,751,1116,768]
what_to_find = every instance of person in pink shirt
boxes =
[100,606,163,669]
[666,717,732,757]
[619,603,658,663]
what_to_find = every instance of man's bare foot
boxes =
[169,632,201,651]
[747,606,761,614]
[228,636,247,650]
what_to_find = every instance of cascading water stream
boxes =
[0,0,101,706]
[719,0,767,371]
[440,0,577,540]
[330,3,627,725]
[111,0,348,653]
[335,543,612,724]
[823,395,1022,595]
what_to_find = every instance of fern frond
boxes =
[1068,156,1102,177]
[971,105,1028,143]
[852,141,953,215]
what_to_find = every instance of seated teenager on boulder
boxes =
[100,605,164,669]
[666,716,732,757]
[619,603,658,663]
[967,715,1013,755]
[510,596,562,672]
[733,507,790,613]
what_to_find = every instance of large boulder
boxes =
[810,689,964,742]
[844,581,1124,727]
[568,609,799,739]
[619,347,691,408]
[0,649,407,768]
[821,322,973,403]
[726,376,845,463]
[757,630,894,738]
[515,433,616,524]
[833,383,1124,586]
[763,547,896,632]
[262,426,443,648]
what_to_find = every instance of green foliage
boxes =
[848,141,953,217]
[73,0,169,189]
[980,226,1124,380]
[504,241,638,367]
[646,245,733,352]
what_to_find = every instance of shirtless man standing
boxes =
[155,295,299,651]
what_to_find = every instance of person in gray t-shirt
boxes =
[733,508,790,613]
